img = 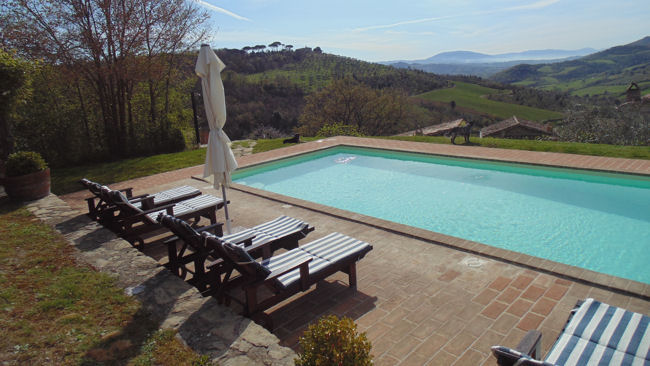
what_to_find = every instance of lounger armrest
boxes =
[117,203,176,225]
[118,187,134,198]
[163,223,225,245]
[516,330,542,360]
[196,223,224,236]
[231,232,257,247]
[140,203,176,215]
[265,257,312,281]
[127,194,150,202]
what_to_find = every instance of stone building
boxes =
[480,116,553,139]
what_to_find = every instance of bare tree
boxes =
[2,0,209,157]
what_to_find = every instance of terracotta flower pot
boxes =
[3,168,51,201]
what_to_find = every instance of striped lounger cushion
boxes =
[146,194,223,220]
[221,216,309,246]
[545,298,650,365]
[135,185,200,207]
[260,232,372,289]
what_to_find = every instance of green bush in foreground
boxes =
[295,315,372,366]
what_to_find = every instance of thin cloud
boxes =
[353,0,560,32]
[505,0,561,11]
[194,0,251,21]
[352,16,454,32]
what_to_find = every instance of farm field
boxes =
[417,81,563,121]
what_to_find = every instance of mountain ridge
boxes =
[491,36,650,96]
[382,47,596,65]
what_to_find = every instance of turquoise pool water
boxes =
[233,147,650,284]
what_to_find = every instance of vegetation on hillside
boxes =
[416,81,563,122]
[492,36,650,97]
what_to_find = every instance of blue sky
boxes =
[196,0,650,62]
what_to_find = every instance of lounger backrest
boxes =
[80,178,102,195]
[203,234,270,280]
[158,214,206,252]
[107,188,142,216]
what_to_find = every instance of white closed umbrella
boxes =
[195,44,238,233]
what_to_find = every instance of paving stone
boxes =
[25,195,296,365]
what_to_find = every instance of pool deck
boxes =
[60,137,650,365]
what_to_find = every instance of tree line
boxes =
[1,0,209,167]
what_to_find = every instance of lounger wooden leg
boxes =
[348,263,357,290]
[167,240,179,275]
[194,258,206,292]
[86,198,97,219]
[245,287,257,317]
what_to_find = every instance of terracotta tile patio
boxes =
[60,137,650,365]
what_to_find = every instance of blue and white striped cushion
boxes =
[251,216,309,239]
[261,232,370,288]
[545,298,650,366]
[146,194,223,220]
[221,216,307,246]
[300,232,371,263]
[133,185,200,208]
[260,247,327,287]
[222,227,274,246]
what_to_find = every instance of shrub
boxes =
[163,128,186,153]
[316,123,363,137]
[5,151,47,177]
[295,315,372,366]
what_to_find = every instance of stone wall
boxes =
[25,194,296,365]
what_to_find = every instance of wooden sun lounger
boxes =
[102,188,224,247]
[211,231,373,329]
[80,178,201,220]
[491,298,650,366]
[157,214,314,296]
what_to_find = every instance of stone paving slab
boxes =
[24,195,296,365]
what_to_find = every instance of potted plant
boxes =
[2,151,50,200]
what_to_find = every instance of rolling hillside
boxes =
[492,36,650,97]
[416,81,563,121]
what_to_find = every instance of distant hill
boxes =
[491,36,650,96]
[382,48,595,77]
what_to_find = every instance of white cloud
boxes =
[194,0,251,21]
[352,15,455,32]
[385,30,437,36]
[504,0,561,11]
[351,0,561,33]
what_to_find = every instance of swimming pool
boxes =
[233,146,650,284]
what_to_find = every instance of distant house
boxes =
[396,119,465,136]
[618,82,650,109]
[626,82,641,102]
[480,116,553,139]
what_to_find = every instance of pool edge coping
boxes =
[232,137,650,300]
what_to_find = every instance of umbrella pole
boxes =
[221,184,232,234]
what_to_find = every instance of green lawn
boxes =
[0,204,208,365]
[51,148,207,196]
[417,81,563,121]
[385,135,650,160]
[50,136,650,196]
